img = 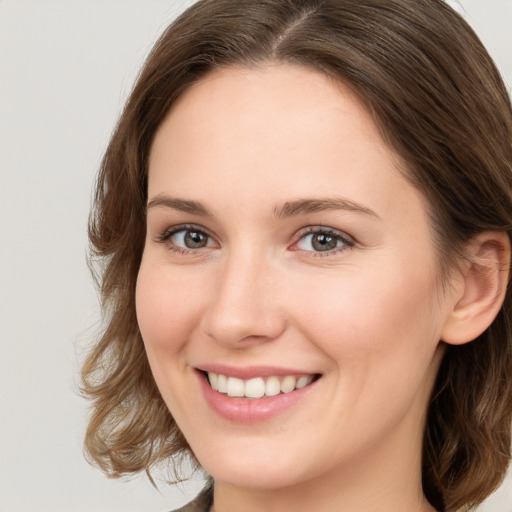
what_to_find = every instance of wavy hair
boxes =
[82,1,512,510]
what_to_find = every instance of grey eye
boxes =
[311,233,339,251]
[296,231,348,252]
[172,229,211,249]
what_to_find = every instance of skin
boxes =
[136,64,465,512]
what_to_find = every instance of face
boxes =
[136,64,454,492]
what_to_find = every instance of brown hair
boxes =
[82,1,512,510]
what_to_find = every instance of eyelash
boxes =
[155,224,355,257]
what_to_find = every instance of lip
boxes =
[195,367,320,424]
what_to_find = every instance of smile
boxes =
[207,372,316,399]
[197,366,322,423]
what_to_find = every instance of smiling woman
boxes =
[81,1,512,512]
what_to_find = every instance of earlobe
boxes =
[441,231,511,346]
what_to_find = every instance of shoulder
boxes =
[170,484,213,512]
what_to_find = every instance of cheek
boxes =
[135,260,204,356]
[293,261,441,371]
[135,259,209,419]
[290,264,444,444]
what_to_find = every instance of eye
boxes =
[172,229,210,249]
[156,225,217,252]
[293,228,354,254]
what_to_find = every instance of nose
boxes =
[200,250,287,348]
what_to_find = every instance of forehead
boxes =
[153,64,384,149]
[147,64,425,223]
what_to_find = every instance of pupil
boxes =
[312,233,337,251]
[185,231,207,248]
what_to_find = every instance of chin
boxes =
[205,462,305,490]
[191,438,308,489]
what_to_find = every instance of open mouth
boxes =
[203,371,321,399]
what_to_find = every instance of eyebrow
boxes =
[146,194,213,217]
[146,194,380,220]
[273,198,380,219]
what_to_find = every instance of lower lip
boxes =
[197,372,319,424]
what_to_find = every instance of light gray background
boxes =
[0,1,510,511]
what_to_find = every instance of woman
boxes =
[81,1,512,511]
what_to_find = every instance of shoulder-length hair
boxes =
[82,1,512,510]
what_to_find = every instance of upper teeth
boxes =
[207,372,314,398]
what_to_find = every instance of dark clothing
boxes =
[171,484,213,512]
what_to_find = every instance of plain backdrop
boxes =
[0,1,511,511]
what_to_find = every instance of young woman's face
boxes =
[137,65,455,492]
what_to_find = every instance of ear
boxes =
[441,231,510,346]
